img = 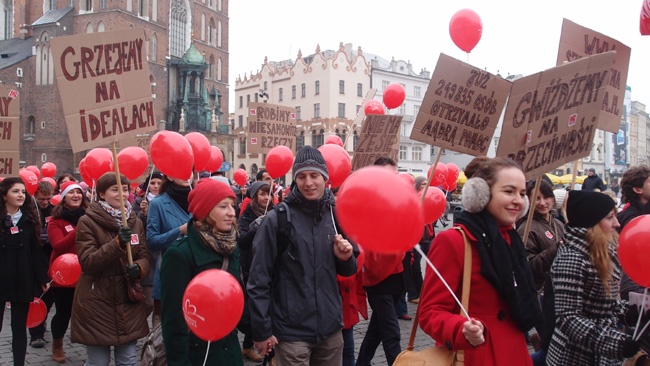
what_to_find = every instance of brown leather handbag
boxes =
[121,257,145,303]
[392,228,471,366]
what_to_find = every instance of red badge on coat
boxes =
[131,234,140,245]
[64,225,74,233]
[545,230,554,239]
[10,226,19,235]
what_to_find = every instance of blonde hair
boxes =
[585,208,618,296]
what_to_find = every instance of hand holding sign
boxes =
[182,269,244,341]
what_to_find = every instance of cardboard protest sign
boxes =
[557,18,631,133]
[247,102,297,154]
[496,51,616,179]
[351,114,402,170]
[51,28,156,153]
[119,133,152,151]
[0,86,20,177]
[410,53,511,156]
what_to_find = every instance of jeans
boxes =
[531,349,546,366]
[85,342,137,366]
[395,295,407,317]
[342,328,355,366]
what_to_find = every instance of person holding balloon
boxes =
[28,180,56,350]
[146,175,192,328]
[546,190,650,365]
[132,172,164,226]
[248,146,356,366]
[160,178,248,365]
[46,181,88,363]
[418,157,542,366]
[70,172,150,366]
[0,177,52,366]
[236,180,273,362]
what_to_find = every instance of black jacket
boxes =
[237,204,258,278]
[581,174,605,191]
[247,188,357,344]
[0,213,50,302]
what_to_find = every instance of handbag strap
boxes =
[407,227,472,351]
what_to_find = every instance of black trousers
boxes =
[355,292,402,366]
[51,287,75,339]
[0,301,30,366]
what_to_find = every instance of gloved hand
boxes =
[622,336,640,358]
[249,216,265,232]
[124,263,141,279]
[117,227,132,249]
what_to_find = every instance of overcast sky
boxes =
[228,0,650,112]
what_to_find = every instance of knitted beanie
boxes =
[60,181,83,201]
[247,181,269,199]
[553,189,567,210]
[292,146,329,180]
[566,190,615,228]
[187,178,236,220]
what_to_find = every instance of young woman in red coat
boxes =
[47,181,88,362]
[418,157,542,366]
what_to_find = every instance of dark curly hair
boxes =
[620,165,650,204]
[0,177,41,236]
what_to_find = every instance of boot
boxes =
[242,347,264,362]
[52,338,66,363]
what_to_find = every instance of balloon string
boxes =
[39,280,54,299]
[201,341,211,366]
[414,244,470,321]
[328,184,339,236]
[633,287,649,340]
[263,179,274,216]
[91,179,96,203]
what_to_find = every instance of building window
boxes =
[398,104,406,115]
[217,57,222,81]
[399,146,407,160]
[239,138,246,155]
[356,105,361,114]
[28,116,35,134]
[100,0,106,8]
[239,96,243,108]
[353,131,359,151]
[208,18,215,46]
[138,0,145,16]
[1,0,13,40]
[301,83,306,98]
[151,33,157,61]
[414,86,421,98]
[201,14,205,41]
[296,131,305,150]
[292,85,296,99]
[313,129,324,147]
[357,83,363,97]
[218,0,222,11]
[97,21,105,32]
[413,105,420,117]
[341,130,347,146]
[382,80,389,90]
[247,94,250,106]
[264,81,268,90]
[296,106,301,120]
[338,103,345,118]
[314,103,320,118]
[84,0,92,11]
[339,80,345,94]
[238,115,243,128]
[412,146,423,161]
[217,20,222,48]
[279,88,283,101]
[255,93,258,103]
[170,0,188,57]
[315,80,320,95]
[208,55,214,79]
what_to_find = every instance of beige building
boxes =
[233,42,371,184]
[629,101,648,168]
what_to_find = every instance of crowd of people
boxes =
[1,149,650,366]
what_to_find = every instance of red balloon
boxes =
[50,253,82,286]
[117,147,149,180]
[204,146,224,173]
[442,180,458,192]
[78,158,93,185]
[449,9,483,53]
[420,187,447,224]
[364,100,385,115]
[150,131,194,180]
[382,84,406,110]
[26,165,41,178]
[50,194,62,206]
[641,0,650,35]
[40,177,57,191]
[318,144,351,188]
[27,297,47,328]
[182,269,244,341]
[428,163,448,187]
[85,148,114,180]
[19,169,39,195]
[336,166,424,253]
[233,169,248,186]
[618,215,650,287]
[265,146,294,179]
[41,162,57,178]
[185,132,212,172]
[356,244,365,274]
[445,163,460,187]
[325,135,344,148]
[398,173,415,187]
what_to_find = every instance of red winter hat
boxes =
[188,178,235,220]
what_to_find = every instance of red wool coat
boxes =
[418,227,532,366]
[47,217,78,288]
